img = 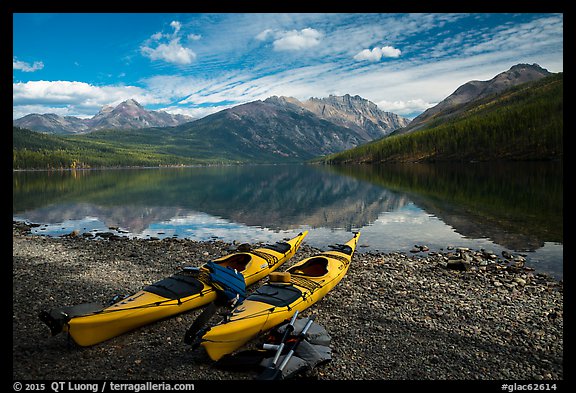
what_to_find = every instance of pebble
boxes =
[12,223,563,381]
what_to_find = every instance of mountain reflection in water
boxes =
[13,162,562,279]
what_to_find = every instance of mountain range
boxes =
[13,99,194,134]
[13,94,409,139]
[168,94,409,160]
[13,63,560,168]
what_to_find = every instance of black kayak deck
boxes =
[144,271,205,300]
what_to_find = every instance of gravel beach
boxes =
[12,222,563,383]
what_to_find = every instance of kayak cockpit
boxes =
[288,257,329,277]
[215,253,252,271]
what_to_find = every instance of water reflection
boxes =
[13,166,407,232]
[13,162,562,279]
[329,162,563,250]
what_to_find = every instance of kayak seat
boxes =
[248,284,303,307]
[288,257,329,277]
[215,254,252,272]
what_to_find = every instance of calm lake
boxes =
[13,162,563,280]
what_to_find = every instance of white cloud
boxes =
[14,81,96,105]
[13,14,563,122]
[170,21,182,35]
[376,99,435,118]
[141,40,196,65]
[13,57,44,72]
[353,46,402,62]
[12,80,161,119]
[158,105,225,120]
[140,20,196,65]
[255,29,273,41]
[146,64,338,109]
[257,27,323,51]
[380,46,402,58]
[140,52,540,120]
[274,28,322,51]
[12,104,82,119]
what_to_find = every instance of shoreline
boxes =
[13,222,563,381]
[16,219,564,282]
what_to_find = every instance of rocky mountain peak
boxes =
[299,94,410,139]
[507,63,550,74]
[107,99,147,118]
[482,63,550,96]
[124,98,142,106]
[115,99,144,111]
[397,63,553,134]
[264,96,302,106]
[326,93,372,107]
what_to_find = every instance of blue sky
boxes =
[13,13,563,120]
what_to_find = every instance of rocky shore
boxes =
[13,222,563,383]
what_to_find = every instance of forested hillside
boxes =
[12,127,221,169]
[319,73,563,164]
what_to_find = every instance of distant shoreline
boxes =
[12,162,318,172]
[12,158,564,172]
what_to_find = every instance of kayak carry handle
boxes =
[39,310,67,336]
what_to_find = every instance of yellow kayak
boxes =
[198,232,359,361]
[40,231,308,347]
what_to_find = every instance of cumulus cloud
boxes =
[274,28,322,51]
[255,29,273,41]
[141,20,197,65]
[354,46,402,62]
[256,27,323,51]
[12,80,161,119]
[13,57,44,72]
[170,21,182,35]
[141,40,196,65]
